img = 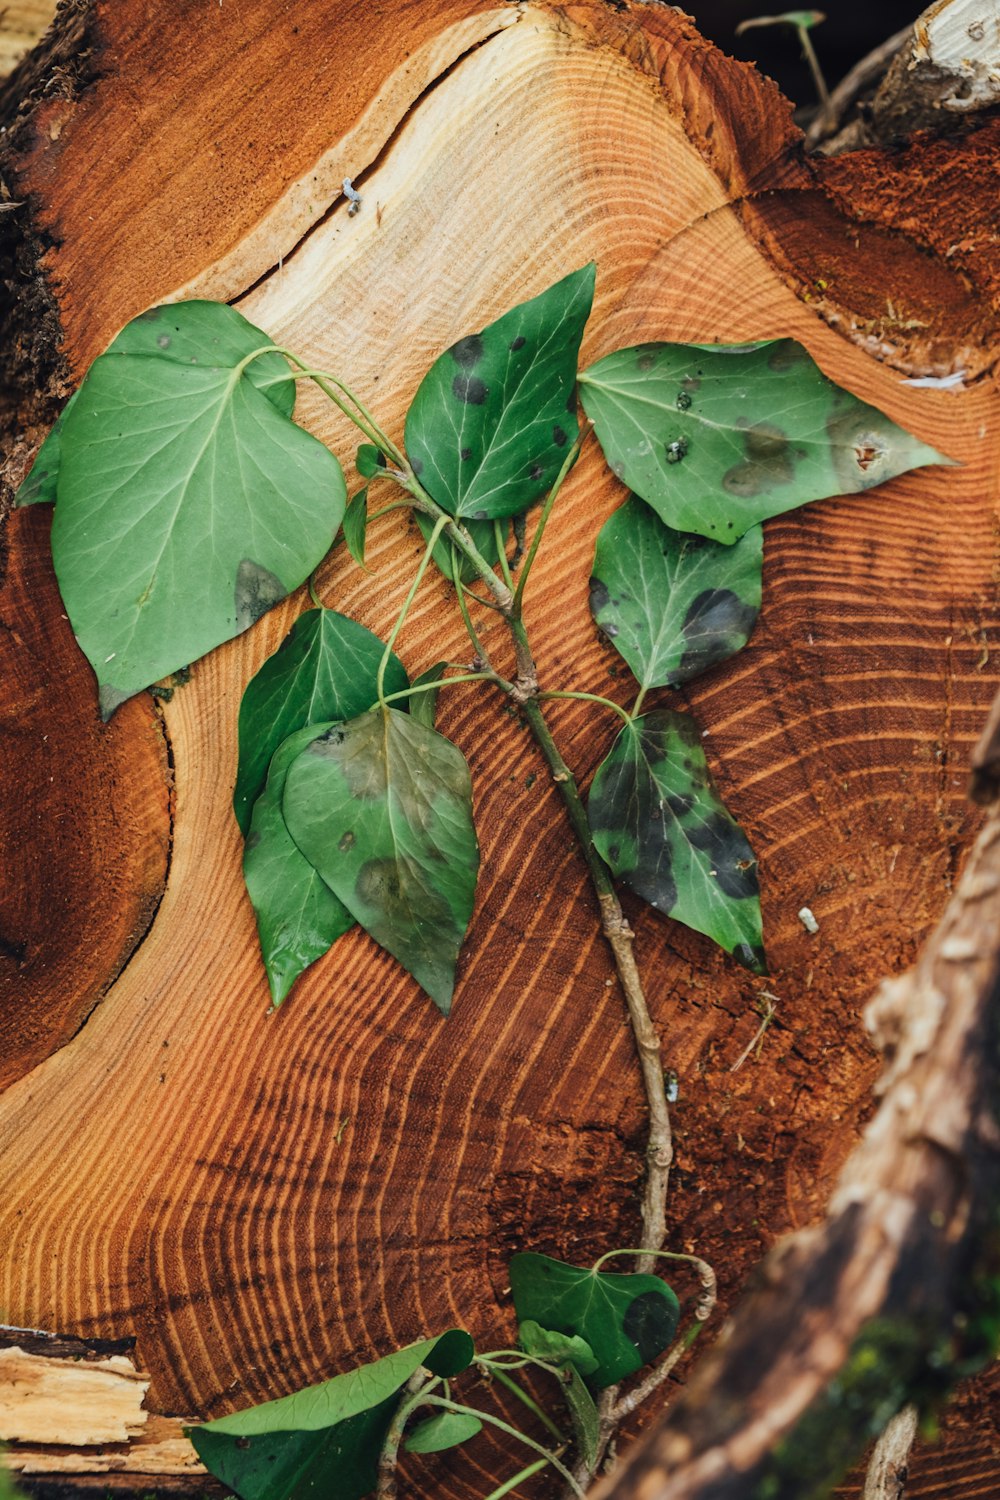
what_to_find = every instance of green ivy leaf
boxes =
[563,1365,600,1467]
[16,303,297,510]
[404,1411,482,1455]
[409,663,447,731]
[243,723,354,1008]
[579,339,951,542]
[509,1253,680,1389]
[343,488,369,569]
[233,609,408,837]
[190,1330,473,1500]
[518,1320,599,1377]
[355,444,386,480]
[414,512,505,585]
[588,711,765,971]
[404,265,595,520]
[282,707,479,1014]
[52,341,346,719]
[14,392,79,506]
[105,301,298,417]
[591,495,762,688]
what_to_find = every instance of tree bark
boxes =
[1,2,998,1496]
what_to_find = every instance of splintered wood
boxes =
[0,1346,149,1445]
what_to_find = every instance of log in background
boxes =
[1,1,998,1494]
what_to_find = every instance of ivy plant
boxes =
[18,260,949,1496]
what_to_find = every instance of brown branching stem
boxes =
[517,697,673,1262]
[388,452,675,1494]
[376,1370,432,1500]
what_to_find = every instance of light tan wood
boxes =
[5,1415,202,1475]
[1,3,998,1496]
[0,1347,149,1445]
[0,2,56,79]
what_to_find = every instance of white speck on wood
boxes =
[798,906,819,934]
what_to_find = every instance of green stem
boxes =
[538,689,632,726]
[368,501,413,522]
[376,1372,439,1500]
[481,1459,548,1500]
[481,1363,565,1443]
[591,1248,717,1320]
[421,1398,585,1499]
[274,351,405,464]
[377,514,448,704]
[452,549,493,662]
[494,518,514,590]
[511,431,586,616]
[398,473,513,609]
[380,672,502,708]
[631,685,649,718]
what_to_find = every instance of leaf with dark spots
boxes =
[622,1290,677,1364]
[590,495,761,689]
[414,510,505,585]
[404,265,594,520]
[234,560,288,631]
[452,373,487,406]
[233,609,408,836]
[243,723,354,1007]
[51,304,345,714]
[509,1253,679,1389]
[588,710,765,969]
[191,1330,474,1500]
[282,707,479,1013]
[579,338,951,541]
[450,334,484,369]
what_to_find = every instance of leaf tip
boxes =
[733,941,768,976]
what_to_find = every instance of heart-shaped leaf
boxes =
[404,265,595,520]
[588,711,765,971]
[282,707,479,1013]
[233,609,408,836]
[518,1320,599,1377]
[509,1253,680,1389]
[105,301,298,418]
[591,495,762,688]
[190,1330,473,1500]
[16,303,297,509]
[579,339,951,542]
[243,723,354,1007]
[53,347,345,718]
[404,1410,482,1455]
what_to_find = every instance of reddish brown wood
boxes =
[1,3,998,1497]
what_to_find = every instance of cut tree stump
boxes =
[1,3,998,1497]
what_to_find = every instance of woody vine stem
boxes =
[346,411,675,1489]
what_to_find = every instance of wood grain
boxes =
[0,2,56,80]
[1,2,998,1495]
